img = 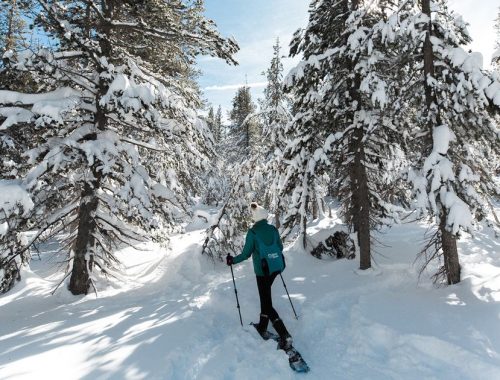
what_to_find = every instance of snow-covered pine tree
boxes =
[202,39,291,259]
[0,0,28,57]
[215,105,223,141]
[0,116,35,293]
[201,158,259,261]
[259,37,291,227]
[206,105,216,133]
[0,180,33,293]
[391,0,500,284]
[260,38,289,144]
[283,0,350,249]
[282,0,406,268]
[207,104,224,142]
[201,104,226,205]
[0,0,35,91]
[0,1,39,293]
[198,105,223,206]
[0,0,33,175]
[227,85,258,159]
[201,110,263,260]
[0,0,238,295]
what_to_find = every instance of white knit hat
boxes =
[250,202,268,222]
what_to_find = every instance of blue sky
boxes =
[197,0,499,118]
[197,0,309,117]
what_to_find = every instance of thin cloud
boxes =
[204,81,268,91]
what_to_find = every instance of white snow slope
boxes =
[1,212,500,380]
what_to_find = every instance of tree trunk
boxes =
[275,198,281,229]
[302,214,307,249]
[440,213,461,285]
[312,189,318,220]
[351,127,371,270]
[302,194,308,248]
[348,0,371,270]
[69,182,98,295]
[420,0,442,127]
[421,0,433,109]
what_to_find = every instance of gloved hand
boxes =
[226,254,234,266]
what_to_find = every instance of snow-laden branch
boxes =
[0,87,83,130]
[0,87,81,106]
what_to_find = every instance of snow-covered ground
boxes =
[1,211,499,380]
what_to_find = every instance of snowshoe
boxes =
[250,322,279,341]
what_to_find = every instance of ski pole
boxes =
[230,264,243,326]
[280,273,298,320]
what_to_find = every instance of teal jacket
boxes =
[232,219,283,276]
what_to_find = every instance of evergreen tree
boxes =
[204,104,223,144]
[215,105,223,141]
[0,0,35,91]
[282,0,405,269]
[200,105,223,206]
[228,85,258,157]
[201,158,258,261]
[202,40,291,260]
[0,0,28,56]
[0,180,33,293]
[0,0,238,294]
[0,1,40,293]
[207,106,216,134]
[260,38,289,149]
[389,0,500,284]
[260,37,291,226]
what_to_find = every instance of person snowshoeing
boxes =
[226,202,292,350]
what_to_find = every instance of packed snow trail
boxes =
[1,214,500,380]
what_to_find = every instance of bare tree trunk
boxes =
[312,189,318,220]
[69,182,98,295]
[440,213,460,284]
[351,127,371,270]
[347,0,371,270]
[302,193,309,248]
[302,214,307,248]
[421,0,434,114]
[275,198,281,229]
[84,1,92,38]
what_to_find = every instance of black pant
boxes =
[256,273,280,321]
